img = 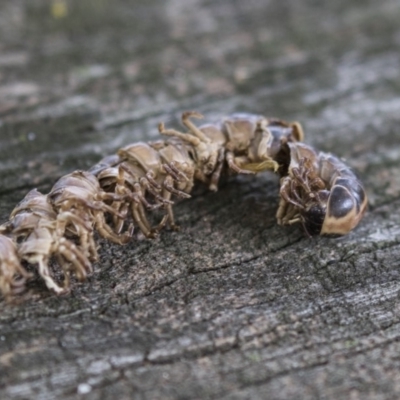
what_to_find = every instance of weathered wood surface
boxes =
[1,1,400,399]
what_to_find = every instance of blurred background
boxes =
[2,1,400,399]
[1,0,400,205]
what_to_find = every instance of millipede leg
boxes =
[291,167,312,195]
[56,212,98,261]
[209,148,225,192]
[277,177,301,224]
[153,176,179,232]
[94,213,132,245]
[131,202,156,238]
[58,239,92,281]
[181,111,210,143]
[282,205,301,225]
[163,162,188,182]
[276,196,288,225]
[226,151,255,175]
[37,258,64,294]
[163,179,191,198]
[139,177,169,205]
[291,122,304,142]
[112,202,129,234]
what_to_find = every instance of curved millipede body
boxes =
[0,111,367,298]
[91,112,303,237]
[277,142,368,236]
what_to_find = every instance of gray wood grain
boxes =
[1,1,400,399]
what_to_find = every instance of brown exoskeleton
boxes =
[1,189,93,294]
[90,157,156,238]
[48,170,133,245]
[90,111,304,239]
[158,111,304,191]
[117,140,194,233]
[90,142,194,237]
[0,235,31,298]
[276,142,368,236]
[0,110,369,300]
[92,112,304,238]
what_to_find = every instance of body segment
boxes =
[277,142,368,236]
[0,111,367,298]
[1,189,93,294]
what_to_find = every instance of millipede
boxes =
[0,111,367,299]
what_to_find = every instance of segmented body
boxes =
[1,189,93,293]
[0,235,29,298]
[158,112,304,189]
[91,112,303,237]
[48,170,133,247]
[0,111,367,299]
[277,142,368,236]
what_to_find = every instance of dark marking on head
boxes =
[303,203,326,236]
[334,178,365,212]
[327,186,355,218]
